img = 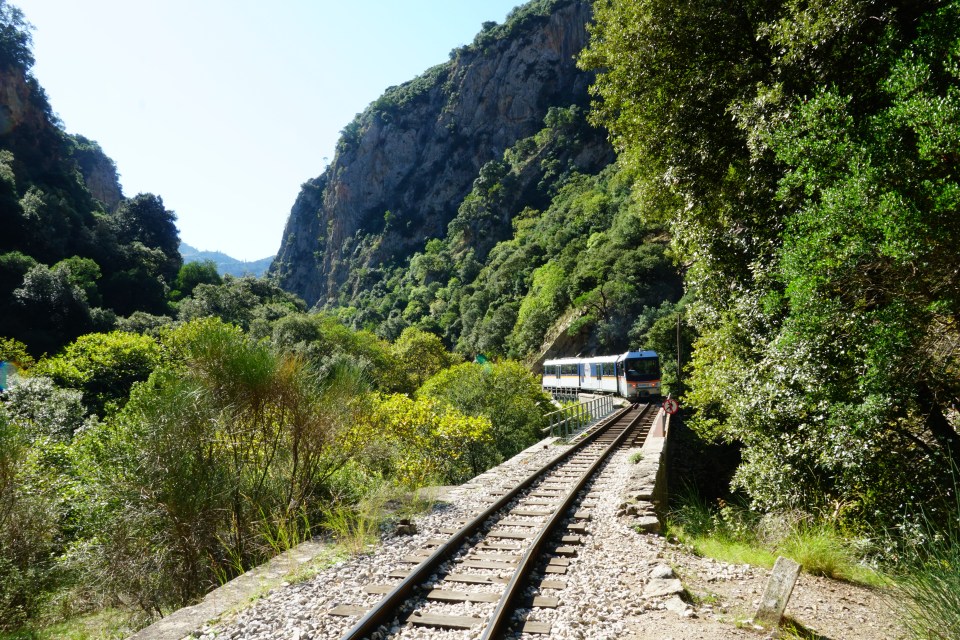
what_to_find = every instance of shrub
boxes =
[390,327,462,392]
[0,409,63,630]
[363,393,492,486]
[34,331,161,416]
[419,360,552,465]
[2,376,85,441]
[0,336,34,370]
[72,318,374,611]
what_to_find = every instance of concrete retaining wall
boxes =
[617,408,672,534]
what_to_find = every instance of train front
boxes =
[617,350,661,400]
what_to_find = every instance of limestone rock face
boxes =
[72,141,124,211]
[0,70,49,138]
[0,69,124,210]
[272,0,602,307]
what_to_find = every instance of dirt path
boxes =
[623,539,906,640]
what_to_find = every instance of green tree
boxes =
[34,331,161,416]
[112,194,182,283]
[178,275,305,331]
[0,0,33,71]
[580,0,960,525]
[391,326,462,391]
[419,360,552,468]
[55,256,102,307]
[0,251,36,298]
[13,263,92,354]
[170,259,221,301]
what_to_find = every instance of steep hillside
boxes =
[0,7,181,355]
[272,0,603,308]
[271,0,684,361]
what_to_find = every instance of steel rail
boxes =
[337,404,634,640]
[479,403,651,640]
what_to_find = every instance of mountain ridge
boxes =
[271,0,602,308]
[180,242,274,278]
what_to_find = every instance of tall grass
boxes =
[321,504,382,555]
[896,494,960,639]
[321,482,438,556]
[665,489,883,586]
[258,507,314,557]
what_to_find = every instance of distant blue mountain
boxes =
[179,242,275,278]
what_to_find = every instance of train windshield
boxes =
[623,357,660,382]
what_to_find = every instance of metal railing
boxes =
[548,386,580,403]
[543,394,616,439]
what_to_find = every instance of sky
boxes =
[15,0,525,261]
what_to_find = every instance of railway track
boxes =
[329,402,658,639]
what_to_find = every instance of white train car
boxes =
[542,350,661,401]
[578,354,620,394]
[615,350,661,399]
[541,356,581,393]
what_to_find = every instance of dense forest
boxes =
[580,0,959,529]
[0,0,182,357]
[1,0,959,636]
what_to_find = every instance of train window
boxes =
[560,364,578,376]
[623,357,660,382]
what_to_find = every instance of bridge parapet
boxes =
[617,407,671,533]
[543,394,618,438]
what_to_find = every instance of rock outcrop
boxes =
[271,0,601,308]
[69,135,124,211]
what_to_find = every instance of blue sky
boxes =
[16,1,525,260]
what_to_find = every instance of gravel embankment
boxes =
[191,439,583,640]
[172,433,905,640]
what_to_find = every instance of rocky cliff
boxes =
[69,134,124,211]
[271,0,605,308]
[0,66,124,255]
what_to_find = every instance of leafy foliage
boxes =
[33,331,160,416]
[0,407,65,630]
[71,318,373,611]
[419,360,553,467]
[581,0,960,527]
[169,259,221,301]
[0,335,32,369]
[268,311,407,392]
[111,194,181,284]
[13,263,95,354]
[0,0,32,71]
[362,393,492,486]
[3,376,85,441]
[178,275,305,332]
[390,327,463,391]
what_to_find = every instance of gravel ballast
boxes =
[155,425,903,640]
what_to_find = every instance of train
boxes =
[541,350,661,400]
